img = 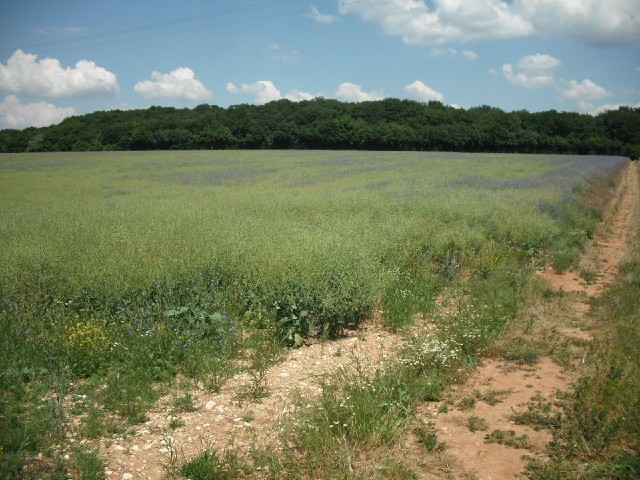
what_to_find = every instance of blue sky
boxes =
[0,0,638,129]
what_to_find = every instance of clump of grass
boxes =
[236,369,270,403]
[172,393,197,413]
[180,449,249,480]
[468,415,489,432]
[501,337,541,365]
[414,421,447,452]
[510,397,562,431]
[80,409,106,439]
[480,388,510,406]
[168,417,185,430]
[458,396,476,411]
[484,429,533,450]
[72,448,104,480]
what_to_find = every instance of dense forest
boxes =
[1,98,638,157]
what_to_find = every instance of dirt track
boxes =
[427,160,639,479]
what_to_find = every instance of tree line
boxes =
[1,98,638,158]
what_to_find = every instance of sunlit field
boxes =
[0,150,626,476]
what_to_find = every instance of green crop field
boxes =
[0,150,627,477]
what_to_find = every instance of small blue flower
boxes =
[23,329,31,335]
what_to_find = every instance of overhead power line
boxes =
[0,0,364,54]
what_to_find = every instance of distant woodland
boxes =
[1,99,638,158]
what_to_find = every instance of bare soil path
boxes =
[100,321,403,479]
[99,162,639,480]
[425,161,639,479]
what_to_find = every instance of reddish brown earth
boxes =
[425,161,639,479]
[98,162,639,479]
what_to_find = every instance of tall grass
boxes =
[0,151,626,477]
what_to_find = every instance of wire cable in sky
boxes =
[0,0,365,54]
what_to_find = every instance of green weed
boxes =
[72,448,104,480]
[181,449,249,480]
[468,416,490,432]
[484,429,533,449]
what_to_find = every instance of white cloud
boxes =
[502,53,561,89]
[513,0,640,47]
[0,50,120,98]
[339,0,534,45]
[265,43,299,63]
[226,81,320,104]
[587,101,640,115]
[0,95,76,129]
[335,82,385,102]
[461,50,478,60]
[518,53,562,71]
[502,64,555,89]
[339,0,640,47]
[561,79,612,101]
[426,47,477,60]
[284,89,320,102]
[404,80,444,102]
[226,80,282,104]
[310,4,337,24]
[134,68,212,101]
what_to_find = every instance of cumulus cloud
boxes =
[310,4,337,24]
[404,80,444,102]
[339,0,533,45]
[227,80,322,105]
[518,53,562,71]
[284,89,320,102]
[134,68,212,101]
[335,82,385,102]
[587,101,640,115]
[226,80,282,104]
[502,53,561,88]
[339,0,640,47]
[0,95,76,129]
[514,0,640,47]
[503,64,555,88]
[0,49,120,98]
[226,81,320,104]
[561,79,612,101]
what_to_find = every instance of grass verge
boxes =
[525,233,640,479]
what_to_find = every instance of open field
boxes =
[0,151,630,478]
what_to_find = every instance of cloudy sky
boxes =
[0,0,639,129]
